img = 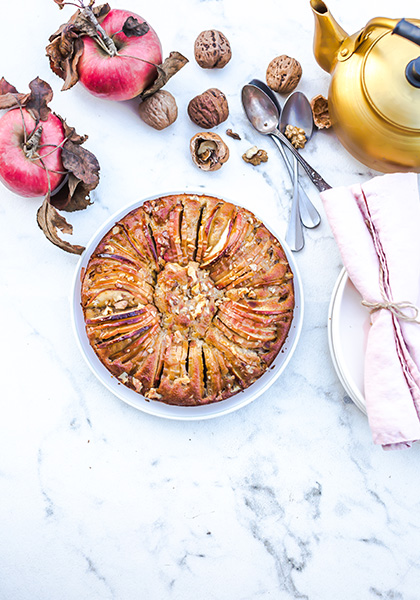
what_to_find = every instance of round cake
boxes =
[81,194,295,405]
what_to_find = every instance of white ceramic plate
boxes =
[71,191,304,421]
[328,268,368,414]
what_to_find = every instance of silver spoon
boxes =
[281,91,321,230]
[249,79,320,229]
[241,84,331,193]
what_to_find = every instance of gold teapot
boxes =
[311,0,420,172]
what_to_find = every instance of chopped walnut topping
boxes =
[187,263,198,283]
[114,300,129,310]
[174,330,183,343]
[132,377,143,393]
[146,388,162,400]
[174,375,191,386]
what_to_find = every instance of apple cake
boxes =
[81,194,295,406]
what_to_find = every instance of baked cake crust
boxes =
[81,194,295,406]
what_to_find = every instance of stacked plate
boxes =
[328,268,367,414]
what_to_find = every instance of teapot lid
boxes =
[362,30,420,131]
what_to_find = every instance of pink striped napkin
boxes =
[321,172,420,449]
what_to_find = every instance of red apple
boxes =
[77,9,163,101]
[0,108,65,198]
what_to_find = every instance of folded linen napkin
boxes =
[321,172,420,449]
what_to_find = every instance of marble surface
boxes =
[1,0,420,598]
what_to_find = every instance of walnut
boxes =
[266,55,302,94]
[194,30,232,69]
[190,132,229,171]
[284,125,307,149]
[138,90,178,130]
[310,94,331,129]
[242,146,268,165]
[187,88,229,129]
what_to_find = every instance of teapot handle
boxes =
[340,17,420,67]
[392,19,420,47]
[392,20,420,88]
[339,17,398,60]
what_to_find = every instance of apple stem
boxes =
[116,52,160,71]
[24,126,43,159]
[82,6,118,56]
[38,156,52,197]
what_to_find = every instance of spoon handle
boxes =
[285,149,304,252]
[269,134,321,228]
[273,129,332,192]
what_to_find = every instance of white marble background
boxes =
[1,0,420,598]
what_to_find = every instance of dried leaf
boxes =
[140,52,189,100]
[93,3,111,22]
[0,92,30,110]
[50,173,93,213]
[122,17,149,38]
[62,37,84,90]
[61,119,88,145]
[53,0,65,8]
[62,141,100,188]
[37,194,85,255]
[46,4,111,90]
[25,78,53,122]
[0,77,30,109]
[49,128,100,212]
[0,77,19,95]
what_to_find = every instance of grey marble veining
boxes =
[1,0,420,599]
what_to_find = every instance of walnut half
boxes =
[190,132,229,171]
[138,90,178,130]
[310,94,331,129]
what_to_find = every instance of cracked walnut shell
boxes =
[190,132,229,171]
[81,194,295,406]
[310,94,331,129]
[194,30,232,69]
[266,55,302,94]
[188,88,229,129]
[138,91,178,130]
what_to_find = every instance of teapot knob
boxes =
[406,58,420,88]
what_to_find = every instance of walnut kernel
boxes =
[194,30,232,69]
[310,94,331,129]
[266,55,302,94]
[190,132,229,171]
[188,88,229,129]
[226,129,241,140]
[138,90,178,130]
[284,125,307,149]
[242,146,268,165]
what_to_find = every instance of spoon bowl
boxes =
[281,91,314,142]
[241,85,279,134]
[281,91,320,232]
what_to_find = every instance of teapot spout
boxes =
[310,0,348,73]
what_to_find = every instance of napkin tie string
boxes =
[361,269,420,324]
